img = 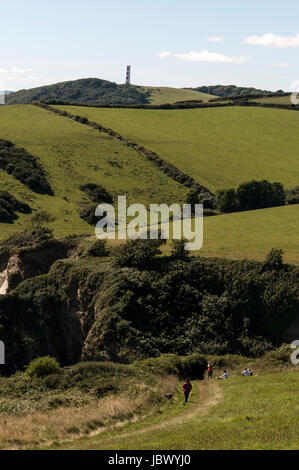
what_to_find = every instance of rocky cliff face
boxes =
[0,235,298,375]
[0,238,79,295]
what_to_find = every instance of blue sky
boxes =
[1,0,299,91]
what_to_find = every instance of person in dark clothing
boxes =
[182,379,192,403]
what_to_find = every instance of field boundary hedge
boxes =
[34,101,214,197]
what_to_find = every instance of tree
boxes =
[113,239,162,268]
[263,249,284,270]
[216,189,239,213]
[29,210,55,229]
[170,239,190,260]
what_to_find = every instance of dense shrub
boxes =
[138,353,206,380]
[186,188,215,210]
[1,232,298,372]
[80,183,113,203]
[0,139,53,194]
[263,248,284,270]
[79,203,98,225]
[0,191,31,222]
[7,78,151,106]
[194,85,279,98]
[216,188,240,213]
[113,238,162,268]
[236,180,285,210]
[170,239,190,260]
[26,356,60,378]
[286,186,299,205]
[217,180,286,213]
[85,239,110,257]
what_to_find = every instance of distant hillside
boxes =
[142,86,215,104]
[191,85,276,98]
[6,78,151,105]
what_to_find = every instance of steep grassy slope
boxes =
[0,105,187,239]
[57,106,299,193]
[6,78,150,105]
[143,86,215,104]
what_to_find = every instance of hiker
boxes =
[217,370,229,379]
[182,379,192,403]
[241,368,251,377]
[207,362,214,380]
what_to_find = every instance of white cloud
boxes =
[172,50,254,64]
[12,67,25,74]
[244,33,299,48]
[268,62,289,68]
[205,36,224,43]
[157,51,171,58]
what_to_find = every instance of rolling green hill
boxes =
[193,84,275,98]
[5,78,151,106]
[0,105,187,239]
[57,105,299,193]
[5,79,214,106]
[142,86,215,104]
[1,103,299,263]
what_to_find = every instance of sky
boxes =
[1,0,299,91]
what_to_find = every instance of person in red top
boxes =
[207,362,214,380]
[182,379,192,403]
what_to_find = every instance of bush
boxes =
[79,203,98,225]
[236,180,285,210]
[263,248,284,270]
[186,189,215,210]
[217,180,286,213]
[286,186,299,205]
[85,239,109,257]
[113,239,162,268]
[0,191,31,223]
[80,183,113,203]
[170,239,190,260]
[0,139,53,195]
[216,188,240,213]
[138,353,207,380]
[26,356,60,378]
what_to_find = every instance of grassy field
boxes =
[1,351,297,451]
[0,105,187,240]
[52,365,299,450]
[249,95,293,105]
[1,104,298,264]
[105,203,299,264]
[142,86,215,104]
[0,360,179,450]
[194,204,299,263]
[58,105,299,193]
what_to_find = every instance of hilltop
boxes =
[192,84,279,98]
[5,78,213,106]
[5,78,151,106]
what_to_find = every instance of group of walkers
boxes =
[182,362,254,403]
